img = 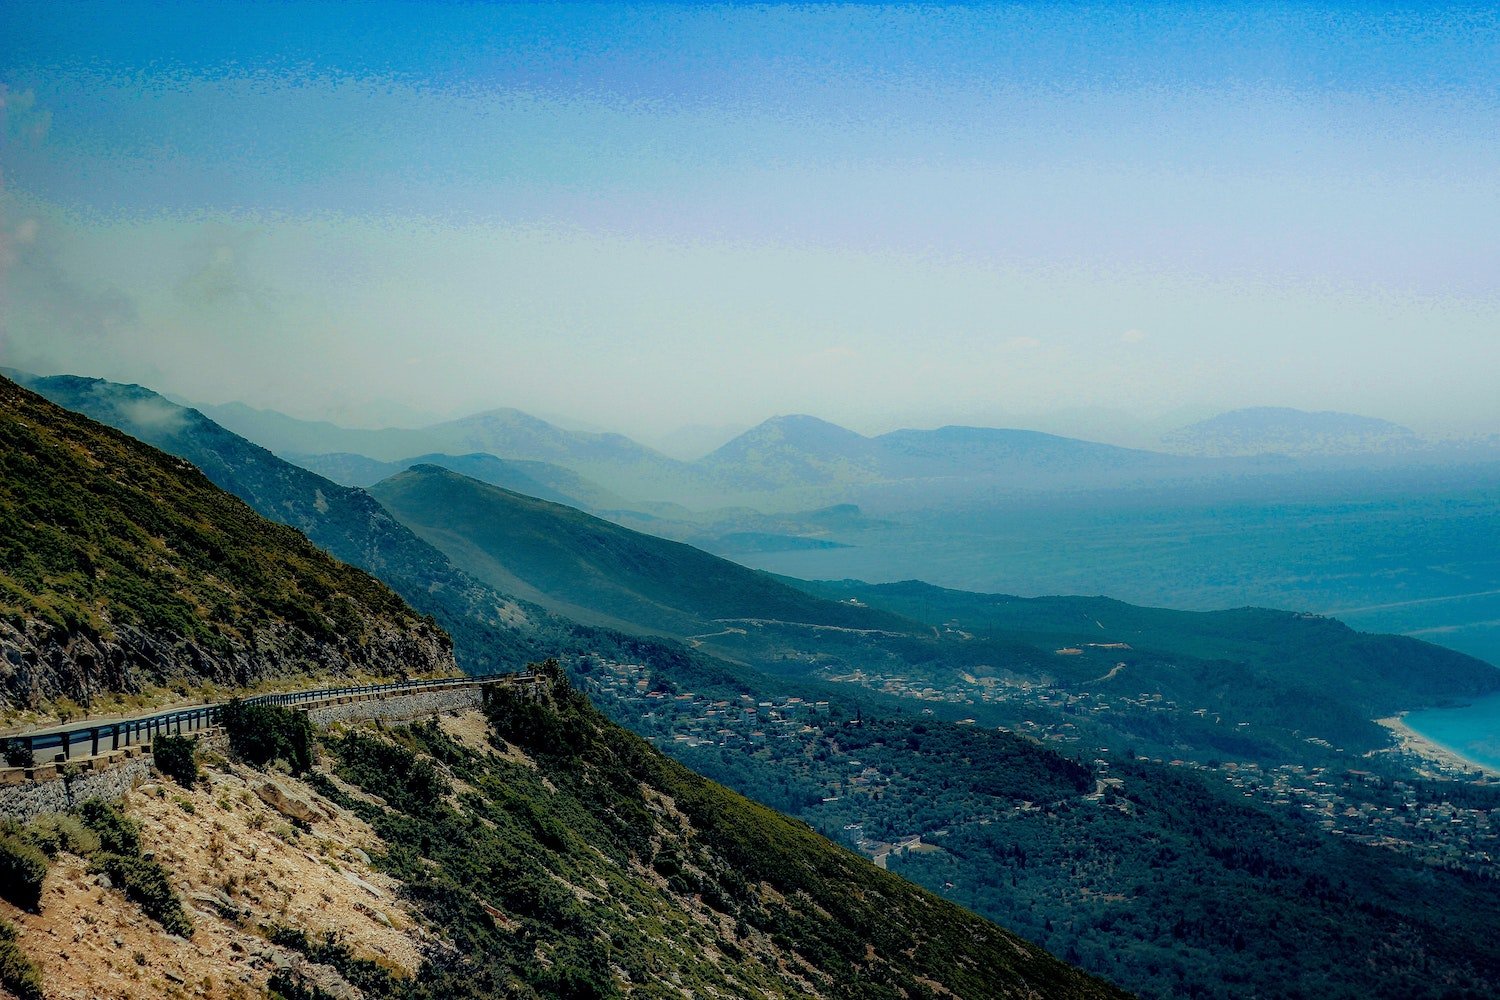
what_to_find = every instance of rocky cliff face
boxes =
[0,614,454,713]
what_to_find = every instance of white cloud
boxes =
[1121,328,1146,344]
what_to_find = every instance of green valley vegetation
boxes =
[779,578,1500,760]
[575,650,1500,1000]
[291,663,1129,1000]
[368,464,911,640]
[0,377,455,715]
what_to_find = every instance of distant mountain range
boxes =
[1162,407,1420,457]
[194,401,1233,509]
[198,399,703,501]
[177,394,1500,515]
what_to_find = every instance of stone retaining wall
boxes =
[0,749,155,822]
[0,684,509,821]
[305,686,482,726]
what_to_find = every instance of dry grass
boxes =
[0,757,430,999]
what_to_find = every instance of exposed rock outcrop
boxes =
[0,615,454,714]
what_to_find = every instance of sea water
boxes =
[1403,691,1500,774]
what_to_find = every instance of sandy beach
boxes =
[1376,714,1500,779]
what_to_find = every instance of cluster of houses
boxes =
[579,657,829,749]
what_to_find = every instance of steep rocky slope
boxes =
[0,675,1130,999]
[0,376,454,719]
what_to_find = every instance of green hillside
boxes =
[310,663,1131,999]
[781,577,1500,750]
[288,449,629,510]
[369,465,916,643]
[580,647,1500,1000]
[20,374,544,675]
[0,376,454,714]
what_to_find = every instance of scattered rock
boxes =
[189,889,243,919]
[349,847,371,865]
[296,959,365,1000]
[255,781,322,825]
[340,868,383,898]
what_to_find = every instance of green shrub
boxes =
[0,918,44,1000]
[0,835,47,912]
[221,700,313,775]
[77,799,139,855]
[151,733,199,788]
[1,739,30,769]
[17,813,100,858]
[91,851,193,937]
[268,968,338,1000]
[76,799,192,936]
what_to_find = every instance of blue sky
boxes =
[2,3,1497,447]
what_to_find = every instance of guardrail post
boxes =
[90,727,100,757]
[112,725,120,751]
[61,731,71,760]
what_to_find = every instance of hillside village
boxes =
[578,654,1498,877]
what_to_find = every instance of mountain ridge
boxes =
[0,375,456,718]
[18,374,543,675]
[369,464,916,646]
[1163,406,1420,457]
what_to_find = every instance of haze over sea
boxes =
[737,475,1500,669]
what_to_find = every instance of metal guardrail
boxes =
[2,671,533,766]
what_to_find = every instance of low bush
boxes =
[0,835,47,912]
[221,700,313,775]
[15,814,100,858]
[0,918,43,1000]
[268,968,338,1000]
[77,800,192,937]
[77,799,139,855]
[91,850,193,937]
[151,733,199,788]
[1,740,30,769]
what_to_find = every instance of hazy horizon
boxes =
[3,3,1498,444]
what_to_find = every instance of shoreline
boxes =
[1376,713,1500,779]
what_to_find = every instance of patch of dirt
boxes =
[434,711,496,755]
[3,759,432,999]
